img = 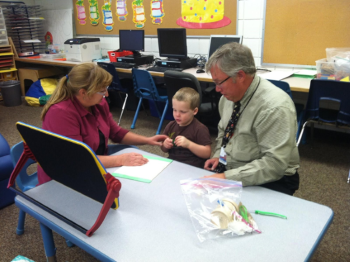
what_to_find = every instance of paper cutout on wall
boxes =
[150,0,165,25]
[116,0,128,22]
[75,0,86,25]
[89,0,100,25]
[132,0,146,28]
[177,0,231,29]
[102,0,114,31]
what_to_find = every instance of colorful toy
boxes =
[177,0,231,29]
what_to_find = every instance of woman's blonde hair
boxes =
[173,87,200,110]
[41,63,112,120]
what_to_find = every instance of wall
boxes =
[33,0,265,66]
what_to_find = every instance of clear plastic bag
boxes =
[180,178,260,242]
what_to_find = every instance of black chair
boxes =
[164,71,219,132]
[297,79,350,145]
[97,62,129,126]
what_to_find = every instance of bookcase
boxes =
[0,38,18,101]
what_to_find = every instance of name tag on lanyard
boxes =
[218,146,227,165]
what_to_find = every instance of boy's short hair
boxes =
[173,87,200,110]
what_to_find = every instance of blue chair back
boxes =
[97,62,128,93]
[268,79,305,143]
[10,142,38,192]
[132,68,167,102]
[305,79,350,125]
[268,79,293,99]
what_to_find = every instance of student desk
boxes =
[15,57,311,93]
[15,148,332,261]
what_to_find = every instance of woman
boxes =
[38,63,167,185]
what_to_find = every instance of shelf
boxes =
[0,52,14,56]
[0,67,17,73]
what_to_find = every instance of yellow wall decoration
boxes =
[177,0,231,29]
[102,0,114,31]
[116,0,128,22]
[89,0,100,25]
[132,0,146,28]
[75,0,87,25]
[150,0,165,25]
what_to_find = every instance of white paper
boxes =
[293,70,317,76]
[258,70,294,80]
[106,156,172,183]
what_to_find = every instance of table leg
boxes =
[39,223,57,262]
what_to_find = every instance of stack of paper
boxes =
[258,70,294,80]
[106,155,172,183]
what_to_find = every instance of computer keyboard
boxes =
[112,62,135,69]
[147,67,183,72]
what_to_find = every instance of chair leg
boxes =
[131,97,143,129]
[16,210,26,235]
[310,122,315,145]
[65,239,75,247]
[39,223,57,262]
[118,93,128,126]
[157,100,169,135]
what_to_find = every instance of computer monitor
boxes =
[157,28,187,60]
[119,30,144,56]
[208,35,243,59]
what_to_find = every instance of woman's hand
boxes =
[204,158,219,171]
[174,136,190,148]
[147,135,168,146]
[119,153,148,166]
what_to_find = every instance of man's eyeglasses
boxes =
[214,76,231,87]
[96,86,109,95]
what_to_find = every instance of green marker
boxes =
[255,210,287,219]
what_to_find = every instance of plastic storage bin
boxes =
[315,58,335,79]
[0,80,22,106]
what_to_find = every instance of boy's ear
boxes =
[193,107,199,115]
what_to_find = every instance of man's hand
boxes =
[204,157,219,171]
[174,136,190,148]
[203,173,226,179]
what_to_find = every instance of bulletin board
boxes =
[73,0,237,36]
[263,0,350,66]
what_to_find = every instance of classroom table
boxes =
[15,57,312,93]
[15,148,333,262]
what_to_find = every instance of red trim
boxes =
[7,143,37,188]
[176,16,231,29]
[86,173,121,237]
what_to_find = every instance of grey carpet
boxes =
[0,101,349,261]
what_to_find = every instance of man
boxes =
[204,42,300,195]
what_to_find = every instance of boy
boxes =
[161,87,212,168]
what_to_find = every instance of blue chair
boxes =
[297,79,350,145]
[0,133,16,209]
[268,79,305,143]
[131,68,169,134]
[97,62,129,126]
[11,141,74,246]
[10,142,38,234]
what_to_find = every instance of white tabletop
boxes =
[16,148,332,262]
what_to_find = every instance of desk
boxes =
[15,148,332,261]
[15,57,311,93]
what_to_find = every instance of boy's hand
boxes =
[162,137,174,149]
[174,136,190,148]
